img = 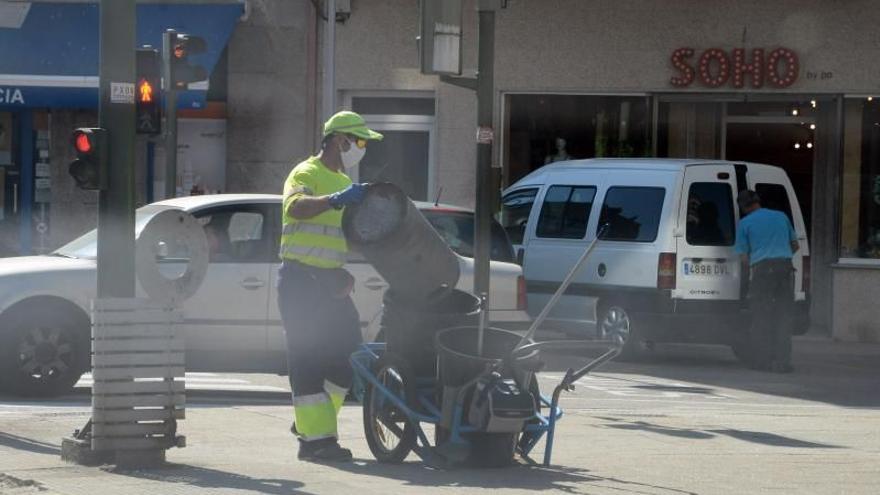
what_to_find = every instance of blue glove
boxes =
[328,183,366,209]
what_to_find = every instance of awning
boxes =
[0,1,244,110]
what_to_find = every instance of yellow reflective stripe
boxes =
[293,393,337,440]
[293,392,330,407]
[283,223,344,238]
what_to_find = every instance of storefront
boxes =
[0,1,242,253]
[331,0,880,340]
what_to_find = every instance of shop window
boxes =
[536,186,596,239]
[686,183,735,246]
[505,95,650,185]
[598,187,665,242]
[500,187,538,244]
[841,98,880,259]
[352,97,435,116]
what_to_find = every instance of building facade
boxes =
[312,0,878,342]
[1,0,879,342]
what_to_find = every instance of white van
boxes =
[500,158,810,358]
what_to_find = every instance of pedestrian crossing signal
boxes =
[136,48,161,135]
[139,79,154,103]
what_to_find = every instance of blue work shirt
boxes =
[735,208,797,265]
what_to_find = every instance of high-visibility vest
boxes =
[279,156,351,269]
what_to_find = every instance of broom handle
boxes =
[514,225,607,351]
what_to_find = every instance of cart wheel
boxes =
[363,354,418,463]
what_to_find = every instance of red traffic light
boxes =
[74,131,92,154]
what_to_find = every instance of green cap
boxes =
[323,111,384,141]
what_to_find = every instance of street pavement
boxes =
[0,336,878,494]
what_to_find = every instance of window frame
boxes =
[193,203,275,264]
[685,182,737,247]
[596,186,666,243]
[535,184,598,240]
[500,186,540,245]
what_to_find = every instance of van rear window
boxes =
[597,187,665,242]
[536,186,597,239]
[754,183,794,224]
[686,183,736,246]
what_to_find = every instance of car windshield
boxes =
[422,209,516,263]
[53,205,181,259]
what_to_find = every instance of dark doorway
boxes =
[726,122,815,236]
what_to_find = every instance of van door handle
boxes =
[364,277,389,291]
[240,277,266,290]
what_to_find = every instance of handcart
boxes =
[351,334,621,467]
[351,227,619,467]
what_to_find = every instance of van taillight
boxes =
[517,275,528,310]
[802,255,811,294]
[658,253,677,290]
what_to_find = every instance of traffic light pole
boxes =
[163,90,178,198]
[473,3,495,303]
[97,0,136,298]
[62,0,137,467]
[162,30,178,199]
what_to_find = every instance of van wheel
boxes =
[597,302,642,360]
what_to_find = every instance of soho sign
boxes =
[670,47,799,89]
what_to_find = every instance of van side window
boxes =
[754,183,794,224]
[500,188,539,244]
[598,187,665,242]
[686,183,736,246]
[536,185,597,239]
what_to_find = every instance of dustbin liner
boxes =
[435,326,538,389]
[382,289,480,377]
[342,182,460,304]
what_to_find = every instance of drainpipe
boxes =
[306,0,319,150]
[322,0,336,121]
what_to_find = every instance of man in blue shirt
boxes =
[735,190,799,373]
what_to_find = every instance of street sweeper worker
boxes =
[277,110,383,462]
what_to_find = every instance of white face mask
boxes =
[339,138,366,169]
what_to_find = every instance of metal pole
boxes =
[162,30,178,199]
[322,0,336,120]
[474,3,495,304]
[97,0,136,298]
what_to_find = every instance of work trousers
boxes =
[277,261,361,442]
[747,259,794,368]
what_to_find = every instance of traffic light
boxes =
[136,48,161,135]
[163,30,207,90]
[68,128,108,190]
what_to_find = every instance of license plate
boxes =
[683,261,730,277]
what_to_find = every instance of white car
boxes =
[0,194,528,397]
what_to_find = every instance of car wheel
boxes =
[597,302,642,360]
[0,302,88,397]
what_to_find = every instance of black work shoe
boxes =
[298,440,353,463]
